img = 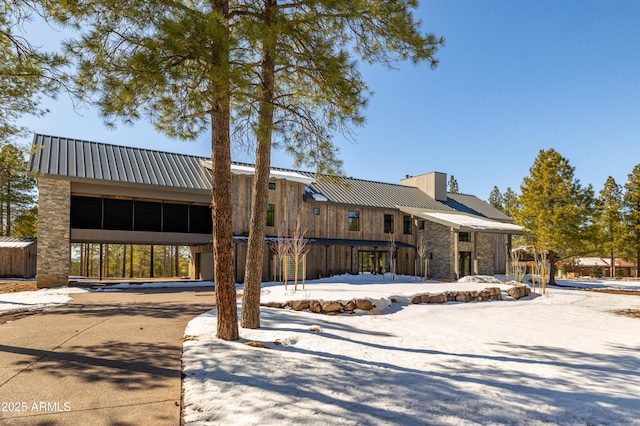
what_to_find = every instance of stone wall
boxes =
[477,233,497,275]
[420,221,452,280]
[37,178,71,288]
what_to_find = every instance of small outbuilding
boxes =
[0,237,37,278]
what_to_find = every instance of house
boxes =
[573,257,635,278]
[0,237,37,279]
[28,134,522,288]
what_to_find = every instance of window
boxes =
[266,204,275,227]
[268,182,276,190]
[418,220,425,230]
[348,211,360,231]
[384,214,394,233]
[459,232,471,242]
[403,216,412,234]
[313,207,320,215]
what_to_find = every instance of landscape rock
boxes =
[291,300,310,311]
[412,295,422,304]
[309,300,322,313]
[322,301,343,313]
[355,299,373,311]
[261,302,283,309]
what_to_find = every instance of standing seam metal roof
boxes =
[29,134,212,191]
[29,134,511,221]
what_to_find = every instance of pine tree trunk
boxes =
[210,0,238,340]
[241,0,277,330]
[548,251,557,285]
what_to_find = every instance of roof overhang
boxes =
[201,161,316,185]
[398,206,524,235]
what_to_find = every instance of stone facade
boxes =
[420,221,452,280]
[37,178,71,288]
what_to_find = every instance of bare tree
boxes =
[387,232,396,281]
[416,233,429,281]
[270,223,291,288]
[289,214,309,291]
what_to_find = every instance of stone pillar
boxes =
[37,178,71,288]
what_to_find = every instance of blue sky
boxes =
[16,0,640,200]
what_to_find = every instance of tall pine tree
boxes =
[595,176,624,277]
[448,175,458,193]
[488,186,503,212]
[623,165,640,278]
[516,149,594,285]
[0,143,36,236]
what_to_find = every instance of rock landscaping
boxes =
[259,285,532,315]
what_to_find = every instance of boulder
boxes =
[455,292,471,303]
[507,286,531,300]
[322,301,343,313]
[261,302,283,309]
[291,300,310,311]
[429,294,447,304]
[420,294,431,303]
[355,299,373,311]
[344,301,357,312]
[411,295,422,304]
[309,300,322,313]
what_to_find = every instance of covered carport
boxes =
[398,207,524,279]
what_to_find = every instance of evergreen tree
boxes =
[488,186,503,212]
[623,165,640,278]
[595,176,624,277]
[0,1,67,141]
[56,0,241,340]
[448,175,458,193]
[0,143,36,236]
[238,1,444,329]
[516,148,594,285]
[12,205,37,237]
[502,187,520,219]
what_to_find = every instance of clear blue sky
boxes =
[16,0,640,200]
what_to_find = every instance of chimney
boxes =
[400,172,447,201]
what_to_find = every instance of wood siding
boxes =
[0,245,37,278]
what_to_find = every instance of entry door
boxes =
[358,251,388,274]
[459,251,472,278]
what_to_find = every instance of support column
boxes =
[37,178,71,288]
[473,231,479,275]
[453,228,459,281]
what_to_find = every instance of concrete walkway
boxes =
[0,286,215,425]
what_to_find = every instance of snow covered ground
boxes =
[183,275,640,425]
[2,275,638,424]
[0,286,87,315]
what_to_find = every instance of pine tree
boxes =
[516,148,594,285]
[0,143,36,236]
[56,1,241,340]
[0,1,68,141]
[623,165,640,278]
[238,1,444,329]
[448,175,459,193]
[502,187,520,219]
[488,186,503,211]
[595,176,624,277]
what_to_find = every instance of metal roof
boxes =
[303,174,459,212]
[0,237,37,248]
[29,134,212,191]
[398,208,523,234]
[29,134,513,223]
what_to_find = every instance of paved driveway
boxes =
[0,286,215,425]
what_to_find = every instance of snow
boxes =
[420,212,524,233]
[0,287,87,315]
[183,275,640,425]
[2,275,639,424]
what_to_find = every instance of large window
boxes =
[384,214,394,233]
[266,204,275,227]
[403,216,412,234]
[459,232,471,242]
[348,211,360,231]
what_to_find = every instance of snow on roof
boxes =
[576,257,610,267]
[415,211,523,234]
[0,237,36,248]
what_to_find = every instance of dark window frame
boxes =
[403,215,412,234]
[348,210,360,231]
[266,203,275,227]
[384,214,394,234]
[459,231,471,242]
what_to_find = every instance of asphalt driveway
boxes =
[0,286,215,426]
